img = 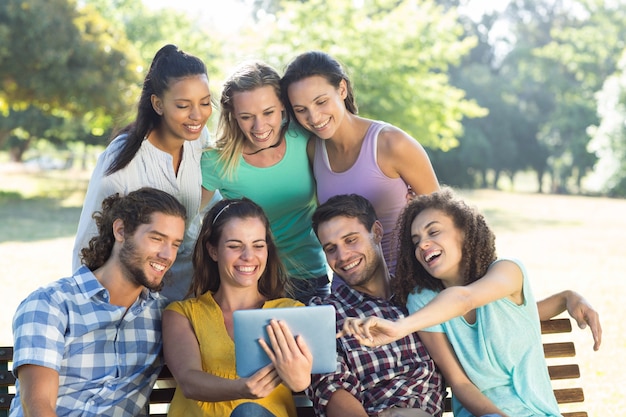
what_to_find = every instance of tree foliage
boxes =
[587,50,626,196]
[433,0,626,194]
[0,0,141,159]
[0,0,223,161]
[0,0,138,115]
[2,0,626,195]
[249,0,485,151]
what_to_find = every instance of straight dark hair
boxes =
[281,51,358,123]
[106,44,207,175]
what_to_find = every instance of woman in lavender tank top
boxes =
[280,51,440,276]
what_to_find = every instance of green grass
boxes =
[0,169,89,242]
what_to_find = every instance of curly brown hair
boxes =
[81,187,187,271]
[188,198,291,299]
[392,187,496,306]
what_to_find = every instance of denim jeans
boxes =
[291,274,331,303]
[229,402,277,417]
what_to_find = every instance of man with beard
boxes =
[307,194,446,417]
[9,187,187,417]
[307,194,601,417]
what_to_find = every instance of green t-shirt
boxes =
[201,125,327,280]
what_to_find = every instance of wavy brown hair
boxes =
[392,187,496,306]
[188,198,292,299]
[81,187,187,270]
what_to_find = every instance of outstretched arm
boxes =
[340,260,523,346]
[537,290,601,350]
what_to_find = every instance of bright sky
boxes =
[143,0,250,33]
[144,0,508,28]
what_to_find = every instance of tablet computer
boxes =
[233,305,337,377]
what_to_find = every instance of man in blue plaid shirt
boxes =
[10,188,187,417]
[308,194,446,417]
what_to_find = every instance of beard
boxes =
[119,237,165,292]
[340,243,385,288]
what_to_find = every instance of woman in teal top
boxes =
[339,187,580,416]
[406,259,558,416]
[200,61,328,303]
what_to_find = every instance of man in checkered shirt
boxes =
[10,188,187,417]
[308,194,446,417]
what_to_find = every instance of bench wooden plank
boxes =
[544,341,576,358]
[548,364,580,380]
[554,387,585,404]
[541,318,572,334]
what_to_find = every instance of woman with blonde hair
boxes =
[200,61,328,303]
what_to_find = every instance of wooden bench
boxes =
[0,318,587,417]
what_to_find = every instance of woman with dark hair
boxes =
[340,187,584,416]
[73,44,213,301]
[162,198,312,417]
[201,61,329,303]
[281,51,440,276]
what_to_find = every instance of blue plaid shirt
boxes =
[308,285,445,417]
[10,266,168,417]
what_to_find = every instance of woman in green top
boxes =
[200,61,329,303]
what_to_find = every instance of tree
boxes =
[587,49,626,197]
[502,0,626,193]
[0,0,141,160]
[0,0,225,161]
[247,0,484,151]
[535,0,626,192]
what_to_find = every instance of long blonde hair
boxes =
[214,61,288,178]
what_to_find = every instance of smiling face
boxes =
[316,215,384,293]
[118,212,185,291]
[151,74,212,144]
[410,208,465,287]
[287,75,348,140]
[208,217,268,290]
[232,85,285,153]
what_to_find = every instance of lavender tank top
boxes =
[314,121,408,273]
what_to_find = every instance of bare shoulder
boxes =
[486,259,525,303]
[377,124,427,157]
[489,259,524,277]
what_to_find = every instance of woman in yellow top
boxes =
[163,198,313,417]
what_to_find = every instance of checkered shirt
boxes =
[307,285,445,417]
[10,266,168,417]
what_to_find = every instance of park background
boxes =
[1,0,626,415]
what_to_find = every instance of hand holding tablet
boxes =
[233,305,338,378]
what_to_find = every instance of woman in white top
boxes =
[73,44,213,301]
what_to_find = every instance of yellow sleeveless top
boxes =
[165,293,303,417]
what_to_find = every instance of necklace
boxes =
[243,134,284,156]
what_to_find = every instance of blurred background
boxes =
[1,0,625,415]
[1,0,626,197]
